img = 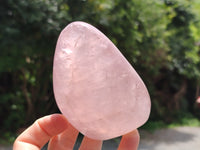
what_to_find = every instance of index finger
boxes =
[13,114,68,150]
[118,129,140,150]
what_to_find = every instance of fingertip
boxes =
[124,129,140,139]
[118,129,140,150]
[37,114,69,136]
[79,136,102,150]
[48,123,79,150]
[13,114,69,150]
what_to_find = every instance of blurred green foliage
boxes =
[0,0,200,141]
[142,112,200,132]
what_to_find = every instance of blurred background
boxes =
[0,0,200,149]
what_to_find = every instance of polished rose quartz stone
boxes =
[53,21,151,140]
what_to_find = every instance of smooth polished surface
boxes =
[53,21,151,140]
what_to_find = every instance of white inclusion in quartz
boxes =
[62,48,73,55]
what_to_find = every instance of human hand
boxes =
[13,114,139,150]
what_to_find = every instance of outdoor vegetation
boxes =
[0,0,200,144]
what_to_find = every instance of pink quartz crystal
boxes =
[53,21,151,140]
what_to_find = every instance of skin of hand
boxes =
[13,114,140,150]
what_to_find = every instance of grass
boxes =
[168,117,200,128]
[140,113,200,132]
